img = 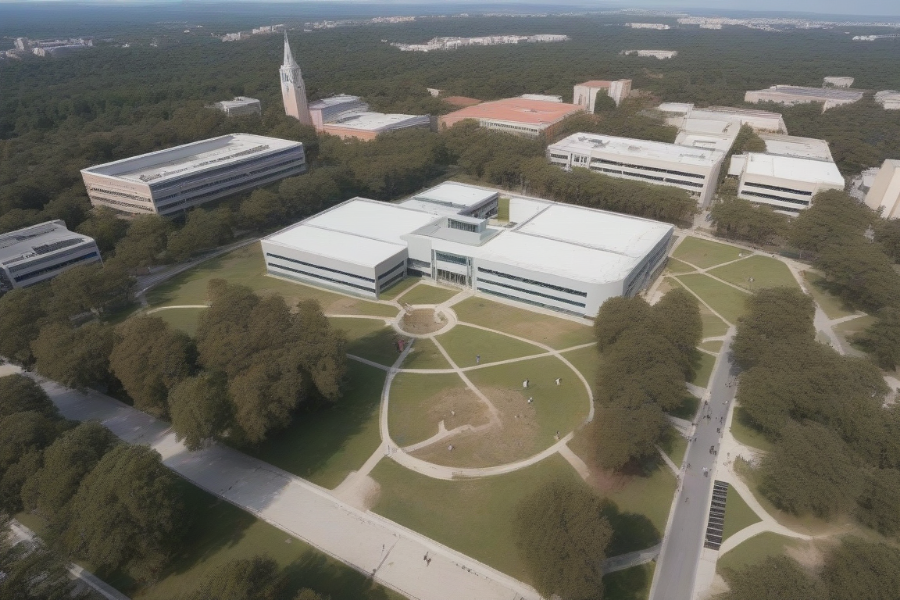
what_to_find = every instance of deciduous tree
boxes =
[31,322,115,390]
[0,374,58,419]
[168,373,232,450]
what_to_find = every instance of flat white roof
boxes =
[551,132,724,167]
[217,97,259,108]
[309,94,362,109]
[752,85,864,101]
[657,102,694,114]
[83,134,300,184]
[675,131,736,153]
[0,220,93,265]
[411,182,497,208]
[328,112,428,132]
[267,226,404,267]
[759,133,833,161]
[744,153,845,186]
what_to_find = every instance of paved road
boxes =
[649,328,738,600]
[30,374,540,600]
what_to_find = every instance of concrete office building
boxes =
[864,160,900,218]
[307,94,430,141]
[81,134,306,216]
[745,85,864,110]
[0,221,101,292]
[212,97,261,117]
[756,133,834,161]
[261,183,673,317]
[399,182,499,218]
[439,97,586,139]
[824,76,854,88]
[875,91,900,110]
[308,95,370,129]
[660,103,787,134]
[547,132,726,207]
[573,80,632,110]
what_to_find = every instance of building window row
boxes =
[379,270,406,291]
[151,147,305,191]
[591,158,706,180]
[549,153,569,160]
[88,186,151,204]
[268,263,375,293]
[435,251,468,266]
[92,196,155,213]
[408,259,431,271]
[8,243,93,273]
[13,251,99,283]
[155,158,304,202]
[155,166,305,213]
[743,181,813,196]
[741,191,811,206]
[448,219,478,233]
[266,253,374,282]
[478,278,587,308]
[478,287,584,317]
[476,267,587,297]
[378,261,406,281]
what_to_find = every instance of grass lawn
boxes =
[691,352,716,389]
[730,406,775,453]
[677,274,749,325]
[701,307,730,339]
[668,395,700,421]
[722,485,762,542]
[329,317,399,367]
[146,243,395,318]
[560,344,601,389]
[497,196,510,221]
[245,362,385,489]
[388,372,485,447]
[709,255,799,292]
[436,324,544,368]
[665,257,697,274]
[717,532,797,576]
[603,463,677,537]
[834,315,877,348]
[151,307,206,336]
[672,236,744,269]
[802,270,858,320]
[378,277,419,301]
[660,427,688,467]
[700,340,723,354]
[452,296,595,349]
[401,337,452,370]
[396,283,459,306]
[370,454,584,582]
[603,563,654,600]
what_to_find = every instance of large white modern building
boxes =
[864,160,900,218]
[744,85,864,110]
[547,132,726,207]
[80,134,306,216]
[875,91,900,110]
[261,182,673,317]
[0,221,101,292]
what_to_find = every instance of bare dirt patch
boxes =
[427,387,492,433]
[412,386,543,468]
[398,308,447,335]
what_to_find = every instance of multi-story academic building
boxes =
[744,85,864,110]
[80,134,306,216]
[261,182,673,318]
[0,221,101,292]
[438,97,586,139]
[864,160,900,218]
[573,79,632,110]
[547,132,726,207]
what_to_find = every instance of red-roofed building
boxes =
[438,97,586,139]
[573,79,632,111]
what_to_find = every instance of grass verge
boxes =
[436,324,545,368]
[730,406,775,453]
[396,284,459,306]
[672,236,744,269]
[700,340,723,354]
[677,274,749,325]
[722,485,762,542]
[329,317,399,366]
[665,257,697,274]
[660,427,688,468]
[708,255,800,292]
[717,532,797,575]
[691,352,716,389]
[401,337,452,370]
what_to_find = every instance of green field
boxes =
[603,463,677,537]
[436,324,544,367]
[246,362,385,489]
[677,274,749,325]
[151,306,207,336]
[729,406,775,453]
[378,277,419,301]
[396,284,459,306]
[672,237,745,269]
[560,345,601,390]
[708,256,800,292]
[401,337,452,370]
[145,243,396,318]
[834,315,877,347]
[372,454,581,582]
[330,317,399,366]
[660,427,688,467]
[452,297,595,349]
[691,352,716,389]
[603,563,654,600]
[388,372,479,447]
[665,257,697,274]
[699,340,723,354]
[722,485,762,542]
[717,532,797,576]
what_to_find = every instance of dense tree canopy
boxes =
[0,374,59,419]
[31,322,115,390]
[168,373,232,450]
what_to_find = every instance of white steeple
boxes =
[280,32,311,125]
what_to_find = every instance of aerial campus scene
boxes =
[2,1,900,600]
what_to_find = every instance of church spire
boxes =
[280,33,312,125]
[283,31,296,67]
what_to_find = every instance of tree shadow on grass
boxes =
[601,563,652,600]
[281,552,393,600]
[600,498,661,557]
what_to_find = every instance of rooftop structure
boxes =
[520,94,563,103]
[757,133,833,161]
[663,104,787,134]
[876,91,900,110]
[439,97,586,139]
[321,112,431,141]
[547,132,726,207]
[864,160,900,218]
[261,183,673,317]
[212,96,261,117]
[81,134,306,216]
[744,85,864,110]
[308,95,371,129]
[400,182,499,218]
[573,79,632,110]
[824,76,854,88]
[622,50,678,59]
[0,220,101,291]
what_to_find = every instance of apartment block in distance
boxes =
[744,85,864,110]
[81,134,306,216]
[573,79,632,110]
[547,132,725,207]
[0,221,101,292]
[439,97,586,139]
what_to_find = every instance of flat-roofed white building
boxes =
[308,95,371,129]
[730,153,844,214]
[745,85,864,110]
[573,79,632,110]
[864,160,900,218]
[547,132,726,207]
[212,97,261,117]
[876,91,900,110]
[663,104,787,134]
[756,133,833,161]
[80,134,306,217]
[622,50,678,59]
[322,112,431,141]
[0,220,101,292]
[262,183,673,317]
[400,182,498,218]
[824,76,854,88]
